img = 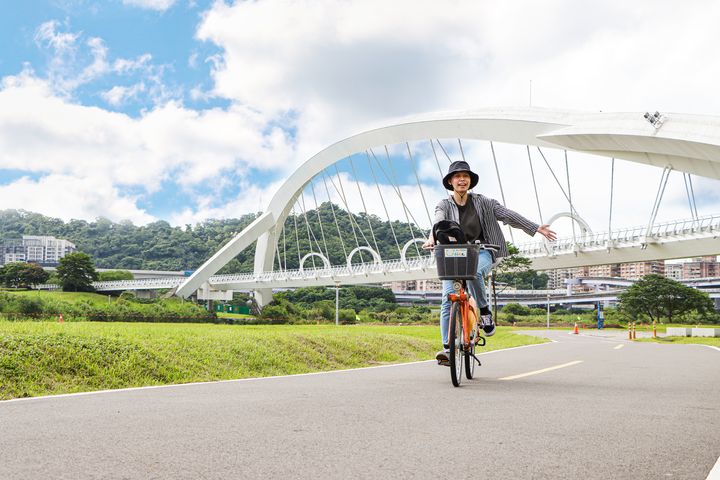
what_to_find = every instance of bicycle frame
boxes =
[448,282,477,348]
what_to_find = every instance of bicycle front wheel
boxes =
[448,302,463,387]
[465,340,476,379]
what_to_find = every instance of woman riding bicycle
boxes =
[423,161,557,365]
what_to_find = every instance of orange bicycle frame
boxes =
[449,285,477,346]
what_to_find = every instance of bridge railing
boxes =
[517,214,720,256]
[208,255,436,285]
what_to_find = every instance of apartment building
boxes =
[388,279,443,291]
[682,256,720,279]
[619,261,665,279]
[1,235,76,266]
[665,263,683,280]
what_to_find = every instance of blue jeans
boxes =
[440,249,493,346]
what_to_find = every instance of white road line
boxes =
[499,360,584,381]
[614,344,624,350]
[706,455,720,480]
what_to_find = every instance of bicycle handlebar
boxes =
[424,242,501,252]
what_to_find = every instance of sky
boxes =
[1,0,720,245]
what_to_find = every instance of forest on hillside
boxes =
[0,205,428,273]
[0,207,548,288]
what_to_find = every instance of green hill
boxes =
[0,206,428,272]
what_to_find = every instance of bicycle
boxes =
[434,242,500,387]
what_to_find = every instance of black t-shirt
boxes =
[455,200,484,243]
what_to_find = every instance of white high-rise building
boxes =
[1,236,76,265]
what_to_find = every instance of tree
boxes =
[56,252,99,292]
[618,274,715,323]
[0,262,50,288]
[98,270,134,281]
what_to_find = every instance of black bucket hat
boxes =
[443,160,479,191]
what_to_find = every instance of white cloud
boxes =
[4,0,720,233]
[113,54,153,74]
[122,0,177,11]
[102,83,146,106]
[0,73,297,222]
[0,175,155,224]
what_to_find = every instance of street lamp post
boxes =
[546,292,550,329]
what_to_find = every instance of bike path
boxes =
[0,330,718,479]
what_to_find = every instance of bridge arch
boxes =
[546,211,593,236]
[299,253,332,272]
[401,239,430,267]
[176,108,720,303]
[346,247,382,269]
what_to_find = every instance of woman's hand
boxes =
[537,224,557,241]
[422,238,434,250]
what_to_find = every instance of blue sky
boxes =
[1,0,720,236]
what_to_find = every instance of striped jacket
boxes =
[433,193,539,259]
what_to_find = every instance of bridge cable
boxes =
[309,180,331,261]
[300,192,329,267]
[321,172,348,259]
[282,223,288,270]
[406,142,434,228]
[608,158,615,241]
[385,145,423,257]
[298,193,319,268]
[291,205,302,268]
[366,150,403,258]
[274,236,284,273]
[683,173,699,222]
[349,157,381,257]
[430,139,445,179]
[368,147,427,235]
[526,146,544,224]
[536,147,580,218]
[457,138,467,163]
[688,174,699,219]
[490,141,514,244]
[646,166,672,236]
[332,165,367,262]
[435,139,453,163]
[564,150,577,245]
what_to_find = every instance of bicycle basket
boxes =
[434,244,480,280]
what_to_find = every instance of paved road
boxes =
[1,330,719,479]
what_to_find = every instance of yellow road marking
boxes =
[614,344,624,350]
[499,360,584,381]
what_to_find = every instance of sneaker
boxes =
[436,348,450,366]
[480,313,496,337]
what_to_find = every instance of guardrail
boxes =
[516,214,720,256]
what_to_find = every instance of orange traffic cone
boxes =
[573,322,579,334]
[58,314,64,324]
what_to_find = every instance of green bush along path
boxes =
[0,322,546,400]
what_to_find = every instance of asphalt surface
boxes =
[1,329,719,480]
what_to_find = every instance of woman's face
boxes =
[450,171,471,194]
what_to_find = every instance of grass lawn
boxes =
[1,289,116,305]
[637,336,720,347]
[216,312,255,319]
[0,322,547,400]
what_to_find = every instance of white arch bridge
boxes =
[99,108,720,304]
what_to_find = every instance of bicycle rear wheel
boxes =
[448,302,463,387]
[465,332,476,379]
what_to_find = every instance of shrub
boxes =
[17,297,44,315]
[338,308,357,324]
[260,303,289,320]
[502,303,531,316]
